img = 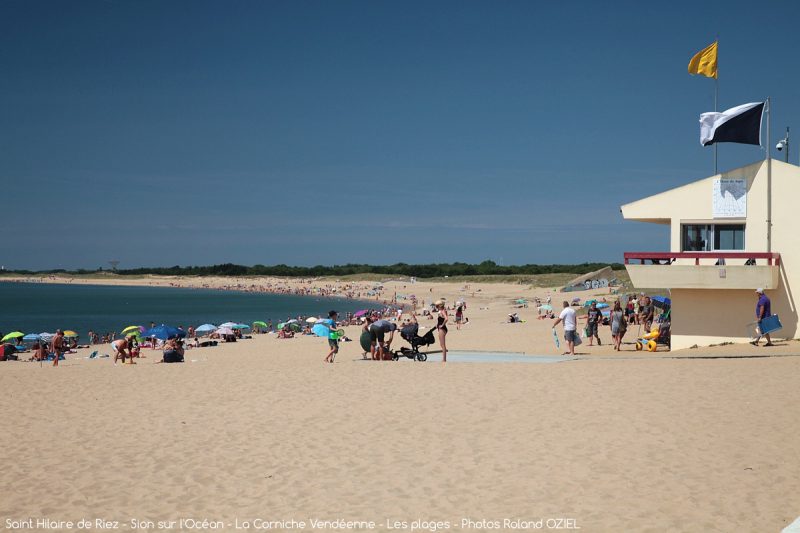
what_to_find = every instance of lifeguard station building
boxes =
[621,159,798,350]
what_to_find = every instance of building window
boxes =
[714,224,745,250]
[681,224,745,251]
[682,224,711,251]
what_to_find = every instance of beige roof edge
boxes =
[619,159,766,222]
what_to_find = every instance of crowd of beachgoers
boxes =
[0,298,457,365]
[2,276,393,301]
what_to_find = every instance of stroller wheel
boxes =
[391,353,399,361]
[635,341,643,351]
[419,353,428,361]
[646,340,657,352]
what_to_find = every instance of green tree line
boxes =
[5,260,622,278]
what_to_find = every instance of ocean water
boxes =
[0,282,373,338]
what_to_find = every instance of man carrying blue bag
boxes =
[751,288,779,347]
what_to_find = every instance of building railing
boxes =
[624,252,781,267]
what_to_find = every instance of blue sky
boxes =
[2,0,799,270]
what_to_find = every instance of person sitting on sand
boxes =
[31,342,47,362]
[161,339,184,363]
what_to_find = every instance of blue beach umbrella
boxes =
[23,333,41,342]
[196,324,217,333]
[312,323,333,338]
[142,325,185,340]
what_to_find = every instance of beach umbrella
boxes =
[63,330,78,337]
[286,319,299,324]
[252,321,267,328]
[1,332,24,342]
[219,322,238,328]
[23,333,41,342]
[538,304,553,311]
[122,325,142,335]
[596,303,610,309]
[231,324,250,330]
[353,310,368,318]
[196,324,217,333]
[514,298,527,304]
[39,332,55,342]
[216,327,234,336]
[312,323,332,338]
[142,325,185,340]
[306,317,318,323]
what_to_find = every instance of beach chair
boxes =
[747,315,783,342]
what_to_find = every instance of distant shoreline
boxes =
[0,274,403,307]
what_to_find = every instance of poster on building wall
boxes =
[712,178,747,218]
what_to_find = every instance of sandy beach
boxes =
[2,275,800,532]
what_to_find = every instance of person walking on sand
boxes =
[751,288,774,347]
[553,301,577,356]
[324,310,339,363]
[51,329,65,366]
[584,301,603,346]
[610,301,627,351]
[435,300,449,362]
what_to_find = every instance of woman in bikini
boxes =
[435,300,449,362]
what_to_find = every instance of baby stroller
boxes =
[391,323,435,362]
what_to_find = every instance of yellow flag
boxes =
[688,41,718,79]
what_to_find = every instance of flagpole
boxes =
[766,97,772,253]
[714,77,719,174]
[714,36,719,174]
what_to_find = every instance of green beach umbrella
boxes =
[1,331,24,342]
[122,325,142,335]
[253,321,267,328]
